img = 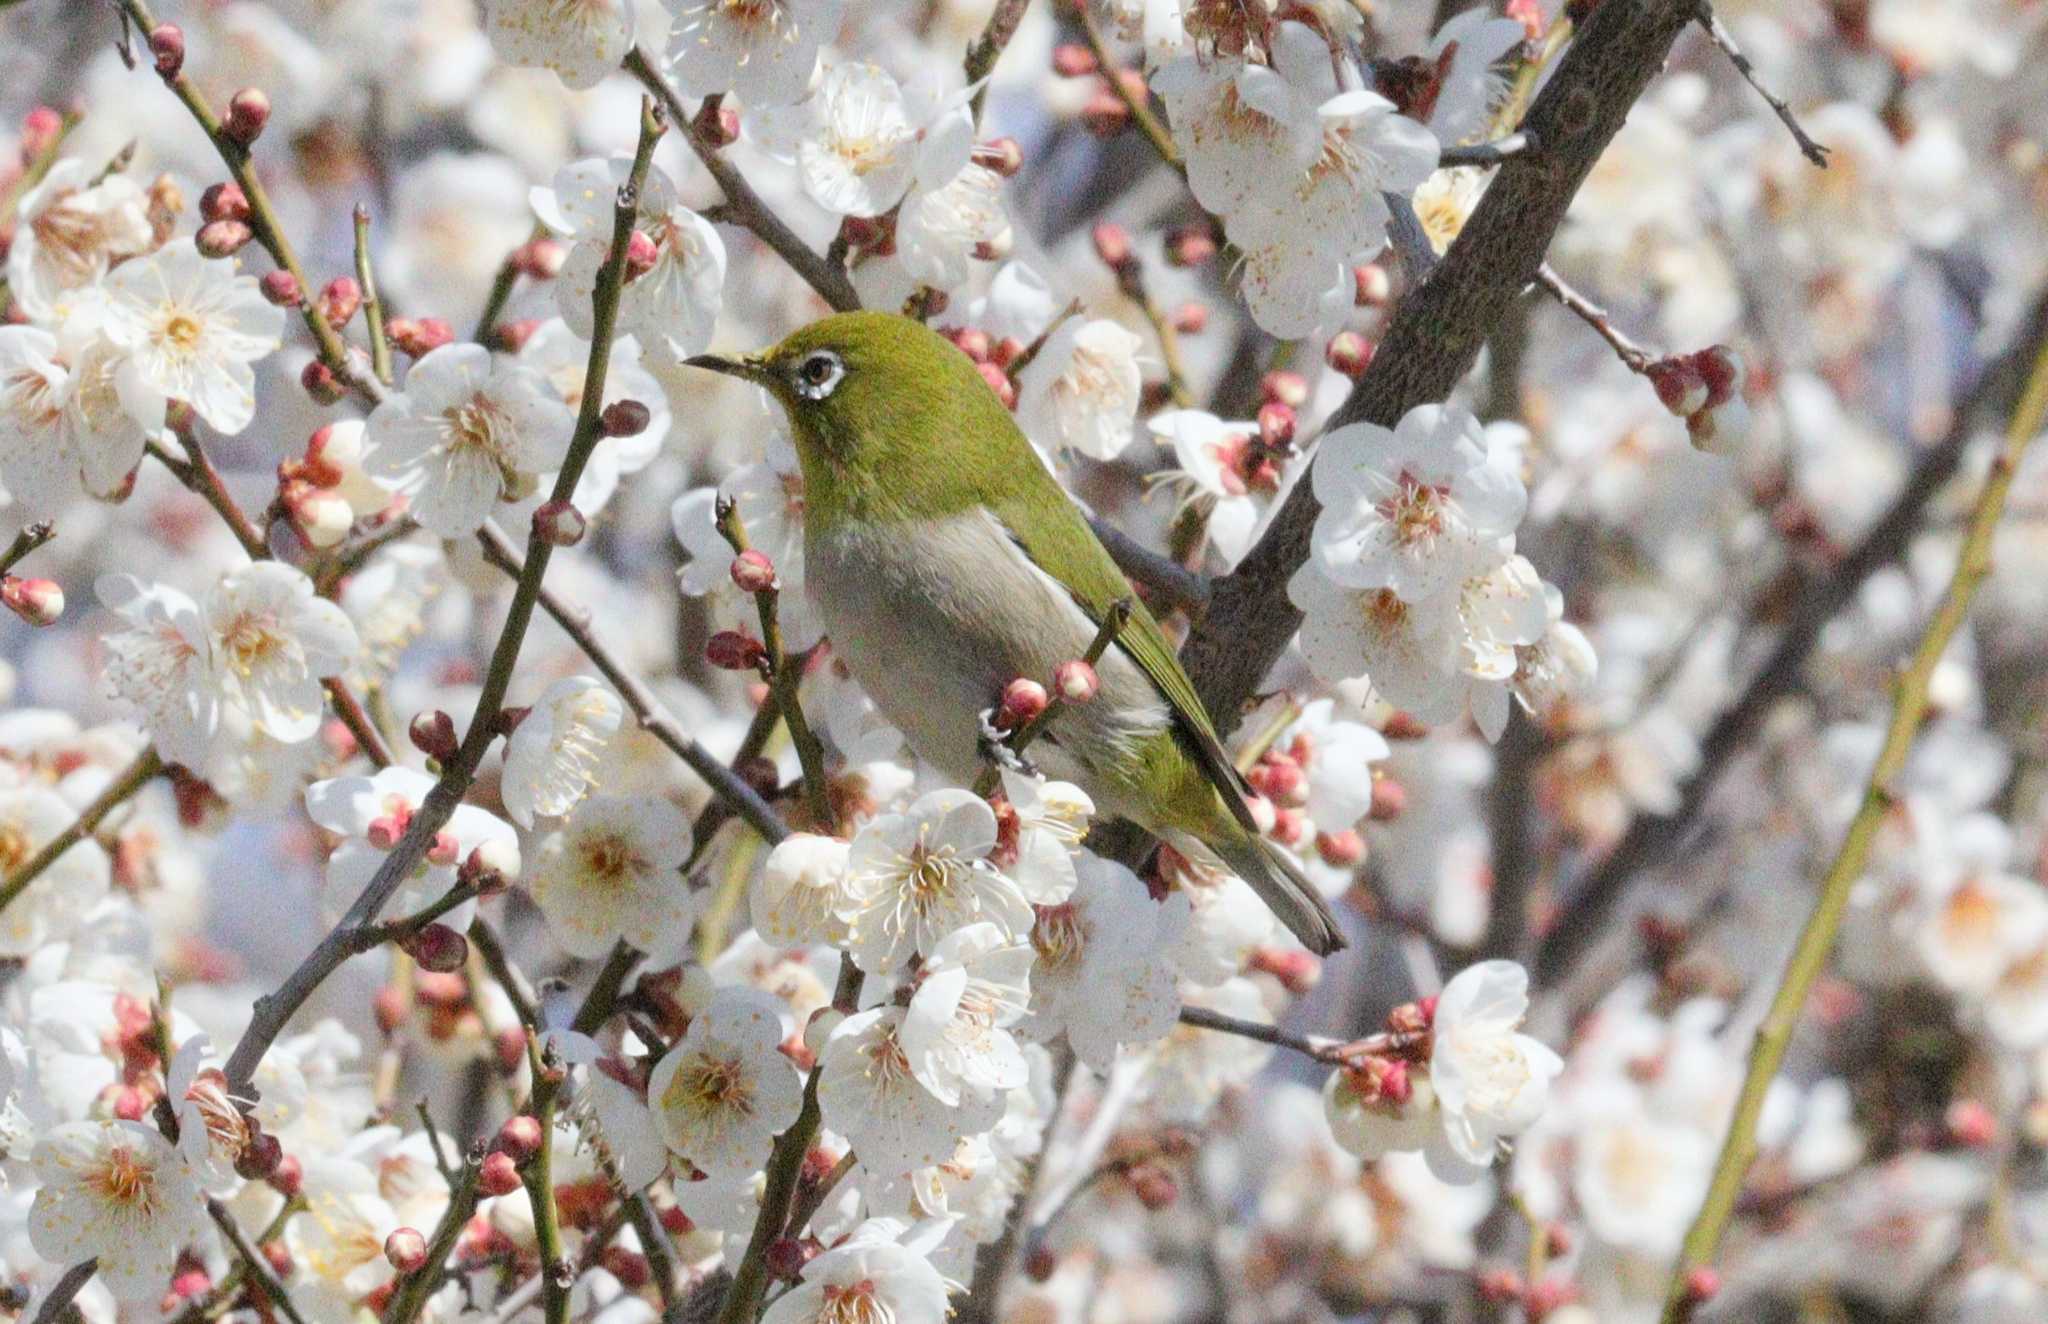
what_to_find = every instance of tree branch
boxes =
[0,747,161,920]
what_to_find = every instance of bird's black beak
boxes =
[684,352,763,383]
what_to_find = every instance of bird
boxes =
[686,310,1346,955]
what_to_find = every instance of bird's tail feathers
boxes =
[1181,827,1348,956]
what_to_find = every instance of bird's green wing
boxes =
[989,479,1262,835]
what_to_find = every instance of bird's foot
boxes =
[977,707,1039,779]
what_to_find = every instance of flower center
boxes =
[578,830,645,885]
[820,1280,888,1324]
[219,610,289,677]
[0,823,31,873]
[31,192,120,284]
[902,839,966,913]
[666,1052,753,1117]
[163,313,203,352]
[1361,588,1408,631]
[1031,902,1085,971]
[4,366,64,431]
[87,1143,159,1212]
[1377,472,1450,547]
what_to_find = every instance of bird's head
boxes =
[686,311,1011,511]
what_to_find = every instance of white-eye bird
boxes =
[687,311,1346,954]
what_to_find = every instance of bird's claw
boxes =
[977,708,1038,778]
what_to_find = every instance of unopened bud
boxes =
[1946,1098,1998,1148]
[478,1150,522,1196]
[1477,1268,1525,1303]
[195,219,253,258]
[409,710,458,761]
[693,99,739,148]
[623,230,658,280]
[978,136,1024,177]
[148,23,185,78]
[414,971,467,1009]
[1692,344,1743,408]
[1682,1267,1720,1307]
[1260,369,1308,408]
[1166,225,1217,268]
[999,677,1049,727]
[495,1114,545,1164]
[491,317,541,353]
[261,1240,294,1279]
[1081,86,1130,137]
[301,359,343,404]
[285,482,352,547]
[1257,401,1296,449]
[1269,805,1305,845]
[764,1237,811,1281]
[991,336,1025,369]
[1090,221,1134,272]
[730,549,777,593]
[1523,1276,1579,1318]
[268,1152,303,1198]
[1052,43,1098,76]
[1,577,63,627]
[1385,998,1433,1036]
[1053,659,1099,703]
[600,398,651,438]
[1250,945,1321,994]
[425,831,461,868]
[1368,776,1406,821]
[1128,1164,1178,1211]
[1173,301,1209,335]
[260,269,302,306]
[373,985,409,1035]
[1023,1244,1058,1282]
[1353,263,1391,306]
[977,360,1016,409]
[950,327,993,362]
[532,499,585,547]
[366,812,407,850]
[706,630,765,671]
[600,1248,650,1290]
[223,88,271,146]
[461,838,518,896]
[199,181,250,223]
[514,236,566,280]
[388,317,454,358]
[1326,331,1374,378]
[1646,357,1709,417]
[384,1228,429,1274]
[1315,828,1365,868]
[403,923,468,974]
[317,276,361,328]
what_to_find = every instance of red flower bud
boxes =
[491,317,541,353]
[261,1240,293,1279]
[1053,659,1099,703]
[414,971,467,1009]
[20,108,62,157]
[1257,401,1296,449]
[1260,369,1308,408]
[1091,221,1135,271]
[301,359,344,404]
[223,88,271,147]
[1023,1244,1058,1282]
[532,499,586,547]
[195,219,253,259]
[236,1129,283,1181]
[999,677,1049,727]
[318,276,361,328]
[384,1228,429,1274]
[1080,86,1131,137]
[268,1152,303,1198]
[1315,828,1365,868]
[514,236,566,280]
[461,839,517,897]
[495,1114,545,1164]
[1353,263,1391,306]
[260,270,302,306]
[601,1248,650,1290]
[1,576,63,627]
[1368,776,1406,821]
[991,336,1026,369]
[764,1237,812,1281]
[1052,43,1099,76]
[1128,1164,1178,1211]
[409,710,458,762]
[706,630,765,671]
[1682,1266,1720,1305]
[977,359,1017,409]
[693,100,739,148]
[1691,343,1744,409]
[1646,356,1709,417]
[601,398,651,437]
[730,549,777,593]
[403,923,468,974]
[977,136,1024,178]
[623,230,659,281]
[373,985,409,1035]
[1173,301,1209,335]
[1477,1268,1525,1303]
[388,317,454,358]
[478,1151,522,1196]
[949,327,993,361]
[148,24,185,79]
[1326,331,1374,378]
[1250,945,1321,994]
[1946,1098,1997,1148]
[199,182,250,223]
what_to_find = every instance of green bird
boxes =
[687,311,1345,955]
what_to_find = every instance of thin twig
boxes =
[716,501,832,829]
[782,1149,857,1240]
[1659,312,2048,1324]
[964,0,1032,123]
[1175,1005,1348,1064]
[1534,263,1652,373]
[473,235,534,345]
[0,522,55,576]
[354,204,394,386]
[29,1261,96,1324]
[1693,2,1829,168]
[208,1198,312,1324]
[0,748,161,919]
[625,49,860,313]
[382,1150,482,1324]
[469,917,542,1031]
[1438,133,1536,168]
[973,599,1132,797]
[520,1040,573,1324]
[1075,6,1182,170]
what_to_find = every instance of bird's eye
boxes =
[793,350,844,400]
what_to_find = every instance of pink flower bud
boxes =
[601,398,651,437]
[623,230,659,281]
[1386,998,1433,1036]
[148,24,185,79]
[764,1237,812,1281]
[195,219,253,258]
[1368,776,1406,820]
[1173,301,1209,335]
[991,336,1026,369]
[1245,793,1276,834]
[1315,828,1365,868]
[977,360,1016,410]
[1477,1268,1525,1303]
[1353,263,1391,306]
[409,710,459,762]
[388,317,453,358]
[1325,331,1374,378]
[977,136,1024,178]
[706,630,765,671]
[1691,344,1744,408]
[260,1241,293,1279]
[478,1151,522,1196]
[260,269,302,306]
[1052,43,1099,76]
[373,985,408,1035]
[426,831,460,868]
[1947,1098,1997,1148]
[1080,86,1130,137]
[949,327,993,361]
[495,1114,545,1164]
[366,812,408,850]
[1023,1244,1058,1282]
[268,1153,303,1198]
[169,1269,211,1301]
[223,88,271,146]
[1128,1164,1178,1211]
[199,181,250,223]
[1000,677,1049,727]
[1053,659,1099,703]
[403,923,467,973]
[19,108,61,157]
[693,99,739,148]
[1523,1276,1578,1318]
[1166,225,1217,268]
[532,499,585,547]
[1260,369,1308,408]
[1269,805,1305,845]
[461,838,518,896]
[384,1228,429,1274]
[1683,1267,1720,1305]
[1250,945,1321,994]
[1646,356,1709,417]
[1090,221,1134,271]
[301,359,344,404]
[317,276,361,328]
[1257,401,1296,449]
[730,549,777,593]
[491,317,541,353]
[1,576,63,627]
[514,236,566,280]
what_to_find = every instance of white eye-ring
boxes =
[792,350,845,400]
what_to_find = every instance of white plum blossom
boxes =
[759,61,972,220]
[204,562,361,745]
[761,1217,953,1324]
[28,1120,207,1301]
[648,985,801,1177]
[0,322,160,510]
[6,158,154,322]
[1015,318,1145,463]
[527,794,695,961]
[500,675,625,826]
[836,788,1031,974]
[1022,853,1187,1070]
[1152,408,1294,567]
[538,159,727,367]
[752,832,853,947]
[1429,961,1563,1179]
[97,574,221,766]
[1290,561,1461,721]
[667,0,846,107]
[897,163,1011,292]
[1310,403,1527,604]
[1152,23,1333,219]
[98,240,284,435]
[307,766,520,928]
[364,342,575,535]
[1421,9,1527,148]
[0,785,112,957]
[818,1004,980,1176]
[484,0,636,90]
[516,321,673,507]
[900,922,1033,1108]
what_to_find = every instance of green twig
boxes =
[972,599,1132,797]
[715,503,832,831]
[0,747,161,920]
[354,204,393,385]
